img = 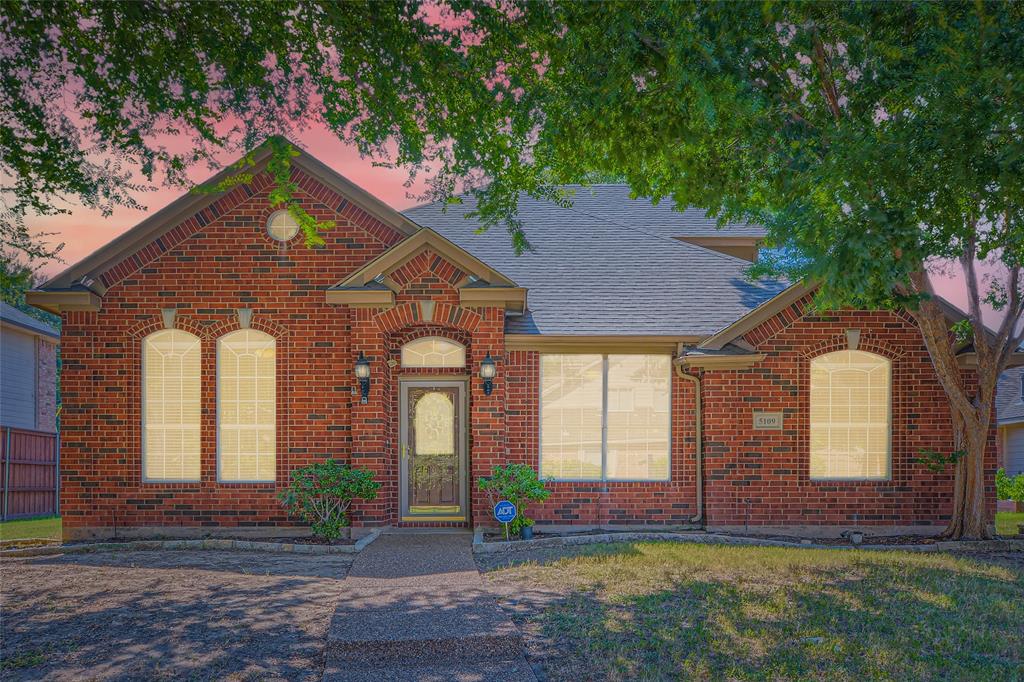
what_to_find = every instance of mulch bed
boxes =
[482,527,944,547]
[223,535,358,546]
[482,528,686,543]
[22,534,358,548]
[721,532,940,546]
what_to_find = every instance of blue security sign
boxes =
[494,500,518,524]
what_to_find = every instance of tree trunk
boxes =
[941,415,991,540]
[909,276,996,540]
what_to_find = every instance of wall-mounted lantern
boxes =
[355,352,371,404]
[480,353,497,396]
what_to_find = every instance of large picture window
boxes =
[142,329,201,481]
[217,330,276,482]
[810,350,891,480]
[541,354,670,481]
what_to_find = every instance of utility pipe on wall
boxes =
[674,362,703,524]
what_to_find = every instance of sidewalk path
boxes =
[323,532,537,681]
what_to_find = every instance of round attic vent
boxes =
[266,210,299,242]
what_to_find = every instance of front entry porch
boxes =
[346,297,508,530]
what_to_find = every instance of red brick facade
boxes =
[700,302,997,530]
[56,168,996,539]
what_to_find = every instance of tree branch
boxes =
[908,270,977,420]
[811,33,842,121]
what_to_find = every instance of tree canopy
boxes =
[4,0,1023,536]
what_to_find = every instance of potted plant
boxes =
[478,463,551,539]
[520,517,536,540]
[277,459,380,542]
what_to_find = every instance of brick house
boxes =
[28,144,997,540]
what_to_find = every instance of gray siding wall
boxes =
[1005,423,1024,476]
[1,327,37,429]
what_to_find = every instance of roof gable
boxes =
[32,140,420,306]
[326,228,527,312]
[331,228,518,290]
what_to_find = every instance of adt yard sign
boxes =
[494,500,517,524]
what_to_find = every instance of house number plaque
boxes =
[753,412,784,430]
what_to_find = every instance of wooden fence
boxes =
[1,426,59,521]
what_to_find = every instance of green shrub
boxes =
[996,468,1024,503]
[277,459,380,541]
[478,463,551,536]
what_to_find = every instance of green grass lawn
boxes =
[996,511,1023,536]
[0,516,61,542]
[484,542,1023,681]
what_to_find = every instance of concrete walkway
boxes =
[323,532,537,681]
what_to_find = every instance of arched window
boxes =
[400,336,466,368]
[217,329,276,482]
[810,350,891,480]
[142,329,201,481]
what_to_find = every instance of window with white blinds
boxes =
[809,350,891,480]
[142,330,201,481]
[540,354,604,479]
[540,354,671,481]
[217,330,276,482]
[606,355,671,480]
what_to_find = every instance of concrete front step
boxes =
[327,603,523,664]
[323,657,538,681]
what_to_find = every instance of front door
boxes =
[399,381,467,522]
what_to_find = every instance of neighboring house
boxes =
[27,143,998,540]
[996,367,1024,476]
[0,302,58,433]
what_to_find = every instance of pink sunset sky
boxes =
[31,125,1005,329]
[34,127,427,279]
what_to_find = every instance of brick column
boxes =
[468,306,507,526]
[349,307,394,527]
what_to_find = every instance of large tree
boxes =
[4,1,1021,538]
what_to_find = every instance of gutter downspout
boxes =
[674,359,703,524]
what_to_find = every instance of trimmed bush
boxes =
[996,468,1024,503]
[277,459,380,541]
[478,463,551,536]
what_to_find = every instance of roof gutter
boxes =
[673,360,703,524]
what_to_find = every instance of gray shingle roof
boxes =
[997,367,1024,424]
[0,302,59,339]
[530,185,766,238]
[403,187,785,337]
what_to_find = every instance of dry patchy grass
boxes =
[482,542,1023,681]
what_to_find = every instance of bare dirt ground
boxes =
[1,550,353,681]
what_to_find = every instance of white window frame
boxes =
[216,329,277,483]
[141,329,202,483]
[809,350,892,482]
[539,354,672,482]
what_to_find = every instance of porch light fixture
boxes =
[480,353,497,396]
[355,352,371,404]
